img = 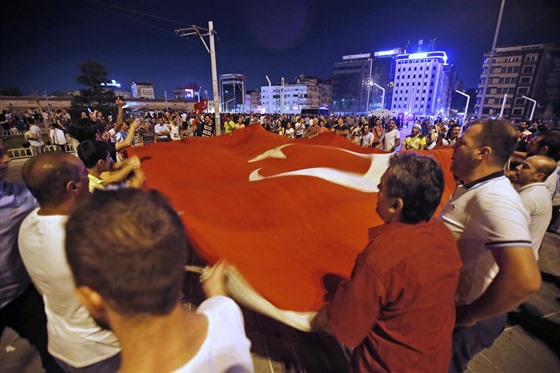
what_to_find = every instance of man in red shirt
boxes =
[312,153,462,372]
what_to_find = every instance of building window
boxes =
[520,77,531,84]
[517,87,529,95]
[522,66,534,74]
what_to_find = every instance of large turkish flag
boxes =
[128,125,454,312]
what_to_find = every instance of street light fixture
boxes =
[175,21,222,135]
[521,95,537,121]
[372,83,385,111]
[455,90,470,126]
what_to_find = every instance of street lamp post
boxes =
[223,98,235,112]
[373,83,385,111]
[455,90,470,126]
[175,21,222,135]
[265,75,272,113]
[521,95,537,121]
[478,0,506,118]
[499,94,507,117]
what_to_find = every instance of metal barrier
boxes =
[8,144,76,159]
[2,128,50,137]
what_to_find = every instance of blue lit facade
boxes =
[391,51,451,117]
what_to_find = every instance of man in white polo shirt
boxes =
[438,119,541,372]
[510,155,556,258]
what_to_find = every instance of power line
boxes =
[83,0,192,27]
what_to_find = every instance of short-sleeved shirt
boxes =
[326,221,461,373]
[518,182,552,259]
[403,134,426,150]
[382,128,400,151]
[438,174,532,306]
[0,181,37,308]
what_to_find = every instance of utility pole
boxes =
[478,0,506,118]
[175,21,222,135]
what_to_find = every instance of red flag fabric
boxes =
[128,125,454,312]
[194,98,208,113]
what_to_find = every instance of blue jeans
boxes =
[448,313,507,373]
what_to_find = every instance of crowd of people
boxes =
[1,99,560,372]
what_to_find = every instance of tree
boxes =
[71,61,116,113]
[0,87,23,96]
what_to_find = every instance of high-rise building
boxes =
[332,53,372,114]
[391,51,451,118]
[131,82,155,99]
[220,74,245,112]
[260,76,332,114]
[475,43,560,120]
[371,49,402,110]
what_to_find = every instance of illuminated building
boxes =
[220,74,245,112]
[173,84,201,101]
[371,48,402,110]
[100,79,131,98]
[260,76,332,114]
[390,51,451,118]
[131,82,155,99]
[332,53,372,114]
[332,49,402,114]
[475,43,560,120]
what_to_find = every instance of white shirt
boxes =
[173,296,253,372]
[155,123,170,137]
[545,165,560,205]
[18,210,120,367]
[439,176,532,306]
[27,124,43,146]
[518,182,552,259]
[382,128,400,152]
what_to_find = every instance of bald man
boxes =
[511,155,557,259]
[18,152,120,371]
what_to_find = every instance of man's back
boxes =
[327,220,461,372]
[18,210,119,367]
[174,296,253,372]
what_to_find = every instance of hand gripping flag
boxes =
[128,125,455,327]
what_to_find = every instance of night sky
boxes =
[1,0,559,98]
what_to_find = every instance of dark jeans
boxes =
[0,284,63,372]
[549,205,559,231]
[448,313,507,373]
